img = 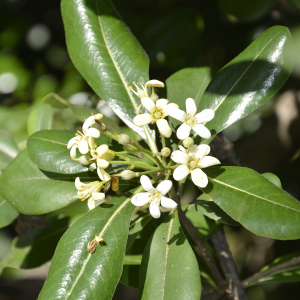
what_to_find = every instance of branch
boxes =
[210,229,248,300]
[176,184,225,287]
[242,255,300,287]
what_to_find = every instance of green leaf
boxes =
[61,0,154,142]
[262,172,282,188]
[202,166,300,239]
[38,194,135,300]
[0,216,69,274]
[0,150,98,214]
[0,129,19,170]
[166,67,218,131]
[27,104,53,136]
[0,195,18,228]
[139,212,201,299]
[199,26,293,140]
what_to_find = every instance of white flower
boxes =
[90,144,115,181]
[168,98,215,140]
[133,98,178,138]
[67,130,99,159]
[171,144,220,188]
[129,80,164,100]
[131,175,177,218]
[82,113,104,133]
[75,177,107,210]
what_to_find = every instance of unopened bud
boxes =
[150,93,159,103]
[95,113,104,121]
[183,137,194,148]
[119,170,138,180]
[118,134,132,146]
[77,155,91,165]
[161,147,171,157]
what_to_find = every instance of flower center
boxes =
[185,115,195,126]
[188,156,200,170]
[148,190,162,203]
[153,110,163,120]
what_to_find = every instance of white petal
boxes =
[198,156,221,168]
[141,97,156,113]
[195,109,215,123]
[88,136,97,149]
[162,103,179,116]
[145,80,164,88]
[92,192,105,201]
[156,180,172,195]
[186,98,197,116]
[97,168,111,181]
[87,197,97,210]
[150,201,161,219]
[96,144,109,157]
[70,145,77,159]
[156,98,168,110]
[78,155,91,165]
[85,128,100,138]
[192,124,211,139]
[168,108,186,122]
[178,145,187,153]
[75,177,84,190]
[156,119,172,138]
[191,168,208,188]
[78,139,89,154]
[131,192,152,206]
[161,196,177,209]
[177,123,191,140]
[133,114,153,126]
[194,144,211,160]
[171,150,189,165]
[173,165,190,181]
[97,158,109,169]
[67,137,78,149]
[187,145,198,156]
[140,175,155,192]
[82,115,95,132]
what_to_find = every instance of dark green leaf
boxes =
[0,195,18,228]
[38,194,135,300]
[0,216,69,274]
[202,166,300,239]
[0,150,98,214]
[199,26,293,140]
[61,0,154,142]
[27,104,53,136]
[139,212,201,299]
[0,129,19,170]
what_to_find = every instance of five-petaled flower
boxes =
[131,175,177,218]
[133,98,178,138]
[75,177,107,210]
[171,144,220,188]
[169,98,215,140]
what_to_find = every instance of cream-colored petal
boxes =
[87,136,97,150]
[194,144,210,160]
[191,168,208,188]
[70,145,77,159]
[67,137,79,149]
[75,177,85,190]
[91,192,105,201]
[195,109,215,123]
[133,114,153,126]
[192,124,211,139]
[145,80,164,88]
[179,145,187,153]
[162,103,179,116]
[78,139,89,154]
[186,98,197,116]
[188,144,198,156]
[140,175,155,192]
[168,108,186,122]
[85,128,100,138]
[96,144,109,157]
[161,197,177,209]
[156,119,172,138]
[156,98,168,110]
[97,158,109,169]
[150,200,161,219]
[78,155,91,165]
[141,97,156,113]
[173,165,190,181]
[97,168,111,181]
[131,192,152,206]
[82,115,95,132]
[156,180,172,195]
[198,156,221,168]
[177,123,191,140]
[171,150,189,165]
[87,197,96,210]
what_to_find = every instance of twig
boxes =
[176,184,225,287]
[201,286,228,300]
[210,229,248,300]
[242,255,300,287]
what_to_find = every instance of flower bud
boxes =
[94,113,104,121]
[77,155,91,165]
[119,170,139,180]
[161,147,171,157]
[118,134,132,146]
[150,93,159,103]
[183,137,194,148]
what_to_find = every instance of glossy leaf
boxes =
[0,195,18,228]
[139,212,201,299]
[0,129,19,170]
[199,26,293,139]
[166,67,218,131]
[61,0,154,142]
[0,216,69,274]
[202,166,300,239]
[0,150,98,214]
[27,104,53,136]
[38,194,135,300]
